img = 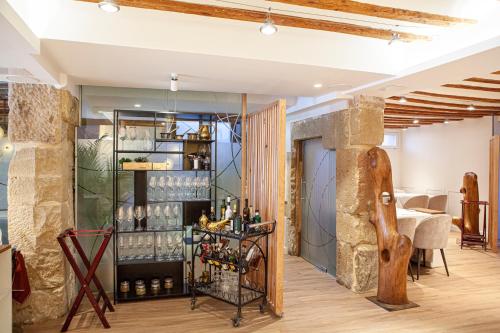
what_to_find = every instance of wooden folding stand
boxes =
[57,227,115,332]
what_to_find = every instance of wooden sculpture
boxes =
[460,172,480,234]
[367,147,412,306]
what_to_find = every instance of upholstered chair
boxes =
[397,217,417,282]
[413,214,452,279]
[428,195,448,212]
[403,195,430,209]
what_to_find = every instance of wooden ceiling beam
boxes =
[77,0,430,41]
[412,91,500,103]
[493,71,500,75]
[464,77,500,85]
[384,109,484,118]
[387,96,500,110]
[442,84,500,93]
[385,115,463,121]
[384,103,500,114]
[267,0,476,26]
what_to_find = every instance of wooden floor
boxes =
[26,233,500,333]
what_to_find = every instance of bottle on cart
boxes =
[253,209,262,233]
[233,199,242,233]
[209,206,216,222]
[203,156,210,171]
[220,199,226,221]
[199,209,209,229]
[242,199,250,231]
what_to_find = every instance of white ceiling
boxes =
[1,0,500,99]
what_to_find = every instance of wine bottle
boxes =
[243,199,250,223]
[220,199,226,221]
[253,209,262,233]
[199,209,208,229]
[233,199,242,233]
[225,196,233,231]
[209,206,216,222]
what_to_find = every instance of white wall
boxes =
[391,117,492,217]
[383,131,402,188]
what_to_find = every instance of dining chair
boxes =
[403,195,430,209]
[413,214,452,279]
[397,217,417,282]
[428,195,448,212]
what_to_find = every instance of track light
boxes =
[388,32,400,45]
[413,119,419,124]
[398,96,407,103]
[467,104,475,111]
[170,73,178,92]
[98,0,120,13]
[260,8,278,35]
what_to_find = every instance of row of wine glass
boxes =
[147,175,211,201]
[116,204,182,232]
[117,232,184,262]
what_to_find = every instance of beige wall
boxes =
[387,117,492,216]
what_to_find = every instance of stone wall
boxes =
[8,84,79,324]
[288,95,384,293]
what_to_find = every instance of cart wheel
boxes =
[232,316,241,327]
[190,299,196,310]
[259,303,265,314]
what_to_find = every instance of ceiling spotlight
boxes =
[313,83,323,88]
[467,104,475,111]
[98,0,120,13]
[170,73,178,92]
[413,119,419,124]
[402,128,407,131]
[388,32,401,45]
[444,120,450,124]
[398,96,407,103]
[260,8,278,35]
[134,104,141,108]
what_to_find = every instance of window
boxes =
[381,132,399,149]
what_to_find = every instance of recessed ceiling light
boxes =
[413,119,419,124]
[313,83,323,88]
[260,8,278,35]
[98,0,120,13]
[467,104,475,111]
[444,120,450,124]
[134,104,141,108]
[398,96,407,103]
[171,73,178,92]
[402,128,407,131]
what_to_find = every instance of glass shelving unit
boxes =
[112,110,217,303]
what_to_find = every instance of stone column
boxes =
[287,95,384,293]
[7,84,79,323]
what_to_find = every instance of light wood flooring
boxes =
[25,233,500,333]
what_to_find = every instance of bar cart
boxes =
[190,221,276,327]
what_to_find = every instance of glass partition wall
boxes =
[77,86,242,292]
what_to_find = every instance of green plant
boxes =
[134,156,149,162]
[119,157,132,164]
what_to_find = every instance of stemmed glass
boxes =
[126,206,134,231]
[126,235,134,260]
[166,234,174,261]
[175,176,183,200]
[174,232,184,260]
[154,205,162,231]
[172,203,180,229]
[156,233,164,261]
[127,127,137,149]
[203,176,210,200]
[184,176,192,200]
[148,176,156,201]
[163,204,171,230]
[116,206,125,232]
[134,205,145,231]
[136,235,145,260]
[146,204,153,231]
[118,235,125,261]
[166,176,174,200]
[157,176,166,201]
[143,129,153,151]
[145,234,154,260]
[193,176,201,199]
[118,126,127,150]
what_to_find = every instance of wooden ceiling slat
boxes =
[492,71,500,75]
[464,77,500,85]
[384,103,500,114]
[385,115,463,121]
[77,0,430,41]
[387,96,500,110]
[412,91,500,103]
[267,0,476,26]
[442,84,500,93]
[384,108,489,117]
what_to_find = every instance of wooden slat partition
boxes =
[244,99,286,316]
[488,136,499,252]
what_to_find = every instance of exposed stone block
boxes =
[349,95,384,146]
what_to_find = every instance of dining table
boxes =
[396,208,445,268]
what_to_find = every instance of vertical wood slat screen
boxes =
[244,100,286,316]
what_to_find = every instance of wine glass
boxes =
[134,205,145,231]
[203,176,211,200]
[166,176,174,200]
[172,203,180,229]
[128,126,137,141]
[136,235,145,260]
[174,232,183,260]
[154,205,162,231]
[126,235,134,260]
[148,176,156,201]
[156,233,164,261]
[166,234,174,261]
[116,206,125,232]
[146,204,153,231]
[143,129,153,151]
[193,176,200,199]
[145,234,154,260]
[163,204,171,230]
[126,206,134,231]
[158,176,166,201]
[175,176,183,200]
[184,176,192,200]
[118,235,125,261]
[118,126,127,150]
